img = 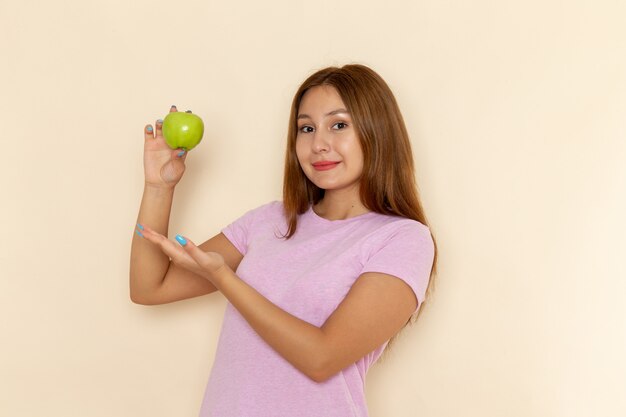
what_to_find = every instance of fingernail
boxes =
[157,119,163,123]
[146,126,153,132]
[136,223,144,230]
[171,105,177,109]
[177,150,185,157]
[175,234,187,246]
[136,230,144,238]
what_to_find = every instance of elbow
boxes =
[129,275,160,305]
[130,296,145,305]
[306,355,338,384]
[308,370,332,384]
[129,287,156,306]
[130,292,149,305]
[302,336,347,383]
[308,367,341,384]
[130,293,159,306]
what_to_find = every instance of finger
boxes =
[135,223,145,237]
[144,124,155,140]
[175,234,191,247]
[136,224,165,244]
[175,235,203,256]
[162,240,199,270]
[142,227,191,261]
[169,105,178,113]
[155,118,164,139]
[175,148,188,160]
[161,239,190,261]
[174,235,213,268]
[138,224,170,246]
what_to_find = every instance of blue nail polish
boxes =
[175,234,187,246]
[146,126,153,132]
[177,150,185,157]
[136,230,144,238]
[136,223,144,230]
[157,119,163,123]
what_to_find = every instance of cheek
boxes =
[339,139,364,167]
[355,153,365,172]
[295,140,308,164]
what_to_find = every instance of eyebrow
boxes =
[297,108,350,120]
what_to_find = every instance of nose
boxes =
[312,130,330,153]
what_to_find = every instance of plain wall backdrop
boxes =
[1,0,624,416]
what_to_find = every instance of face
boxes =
[295,85,364,194]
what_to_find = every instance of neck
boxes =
[313,186,370,220]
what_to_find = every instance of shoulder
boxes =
[225,201,288,236]
[359,215,434,267]
[233,200,285,221]
[358,216,435,308]
[221,201,287,254]
[366,214,432,246]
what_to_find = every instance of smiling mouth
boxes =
[312,161,341,171]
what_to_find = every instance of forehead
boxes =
[298,85,346,114]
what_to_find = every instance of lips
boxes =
[312,161,341,171]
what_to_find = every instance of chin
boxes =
[312,180,359,193]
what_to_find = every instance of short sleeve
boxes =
[360,221,435,313]
[220,201,281,256]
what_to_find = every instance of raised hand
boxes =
[143,105,189,189]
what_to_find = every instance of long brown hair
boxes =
[282,64,438,346]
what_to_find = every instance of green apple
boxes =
[162,111,204,151]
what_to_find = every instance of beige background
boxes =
[1,0,624,416]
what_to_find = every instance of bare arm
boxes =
[210,266,416,382]
[129,184,179,303]
[129,109,243,305]
[139,232,418,383]
[131,221,243,305]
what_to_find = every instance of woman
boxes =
[130,64,438,416]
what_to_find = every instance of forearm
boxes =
[210,265,328,381]
[129,185,176,302]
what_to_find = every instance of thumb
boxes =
[174,148,188,161]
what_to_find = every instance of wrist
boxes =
[206,263,231,288]
[144,183,175,194]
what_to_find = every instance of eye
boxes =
[332,122,348,130]
[298,125,314,133]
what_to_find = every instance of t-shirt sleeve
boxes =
[220,201,280,256]
[360,221,435,313]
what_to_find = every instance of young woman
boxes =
[130,64,438,417]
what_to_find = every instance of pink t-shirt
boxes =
[199,201,434,417]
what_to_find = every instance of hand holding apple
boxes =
[143,106,191,189]
[162,110,204,151]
